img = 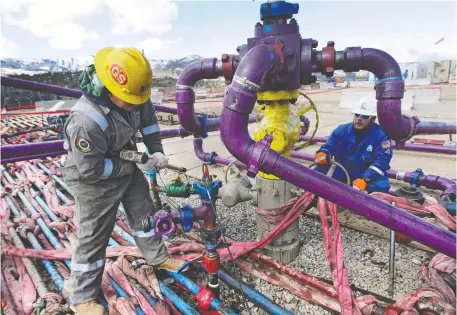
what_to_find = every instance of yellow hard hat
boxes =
[94,47,153,105]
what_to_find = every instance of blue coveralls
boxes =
[316,122,393,193]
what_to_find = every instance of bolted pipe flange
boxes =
[321,41,335,76]
[247,134,274,178]
[395,186,425,205]
[153,210,176,237]
[342,47,362,72]
[221,54,236,84]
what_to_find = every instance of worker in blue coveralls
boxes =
[314,97,393,193]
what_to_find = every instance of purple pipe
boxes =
[1,140,64,158]
[1,75,82,98]
[336,48,456,142]
[193,138,246,169]
[193,204,216,229]
[219,44,456,258]
[1,152,65,164]
[0,75,214,117]
[289,151,456,201]
[0,115,260,163]
[387,169,456,202]
[195,138,456,203]
[415,121,457,136]
[298,135,457,155]
[176,59,223,136]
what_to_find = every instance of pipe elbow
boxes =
[377,100,420,142]
[177,58,222,87]
[361,48,402,78]
[441,180,456,202]
[193,138,213,163]
[220,44,280,165]
[176,58,223,136]
[193,138,205,160]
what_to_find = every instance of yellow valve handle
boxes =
[295,92,319,150]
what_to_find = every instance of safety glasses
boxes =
[354,113,372,120]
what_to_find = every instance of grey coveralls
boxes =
[62,95,168,305]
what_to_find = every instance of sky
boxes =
[1,0,456,63]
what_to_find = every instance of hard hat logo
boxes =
[94,47,152,104]
[110,64,128,86]
[361,102,367,110]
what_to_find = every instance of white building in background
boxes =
[359,59,456,84]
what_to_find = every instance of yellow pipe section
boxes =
[254,90,301,180]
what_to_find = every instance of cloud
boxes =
[1,0,179,51]
[0,35,20,58]
[137,37,182,55]
[1,0,103,50]
[107,0,178,35]
[334,33,457,63]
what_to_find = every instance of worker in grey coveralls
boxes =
[62,47,186,315]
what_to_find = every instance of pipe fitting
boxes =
[321,41,335,75]
[375,80,405,99]
[217,174,253,207]
[221,54,236,84]
[246,134,274,177]
[177,58,222,87]
[340,47,362,72]
[176,58,223,136]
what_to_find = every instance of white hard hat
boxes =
[352,97,377,117]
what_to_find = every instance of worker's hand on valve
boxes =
[352,178,368,192]
[137,152,169,171]
[315,151,331,165]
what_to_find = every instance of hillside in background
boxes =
[1,55,226,108]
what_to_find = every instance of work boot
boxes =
[70,300,107,315]
[157,257,189,273]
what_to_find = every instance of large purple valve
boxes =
[153,210,176,237]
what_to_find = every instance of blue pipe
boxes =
[37,163,73,195]
[26,232,66,293]
[12,170,60,222]
[165,270,238,315]
[55,189,72,204]
[26,162,73,196]
[25,162,74,202]
[3,193,72,270]
[113,224,137,246]
[109,276,145,315]
[128,278,158,307]
[217,268,293,315]
[29,187,60,222]
[3,169,112,311]
[159,281,200,315]
[2,169,71,268]
[36,185,72,204]
[4,191,66,295]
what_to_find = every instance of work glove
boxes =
[137,152,169,171]
[352,178,368,191]
[314,151,331,165]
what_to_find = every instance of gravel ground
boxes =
[154,168,432,314]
